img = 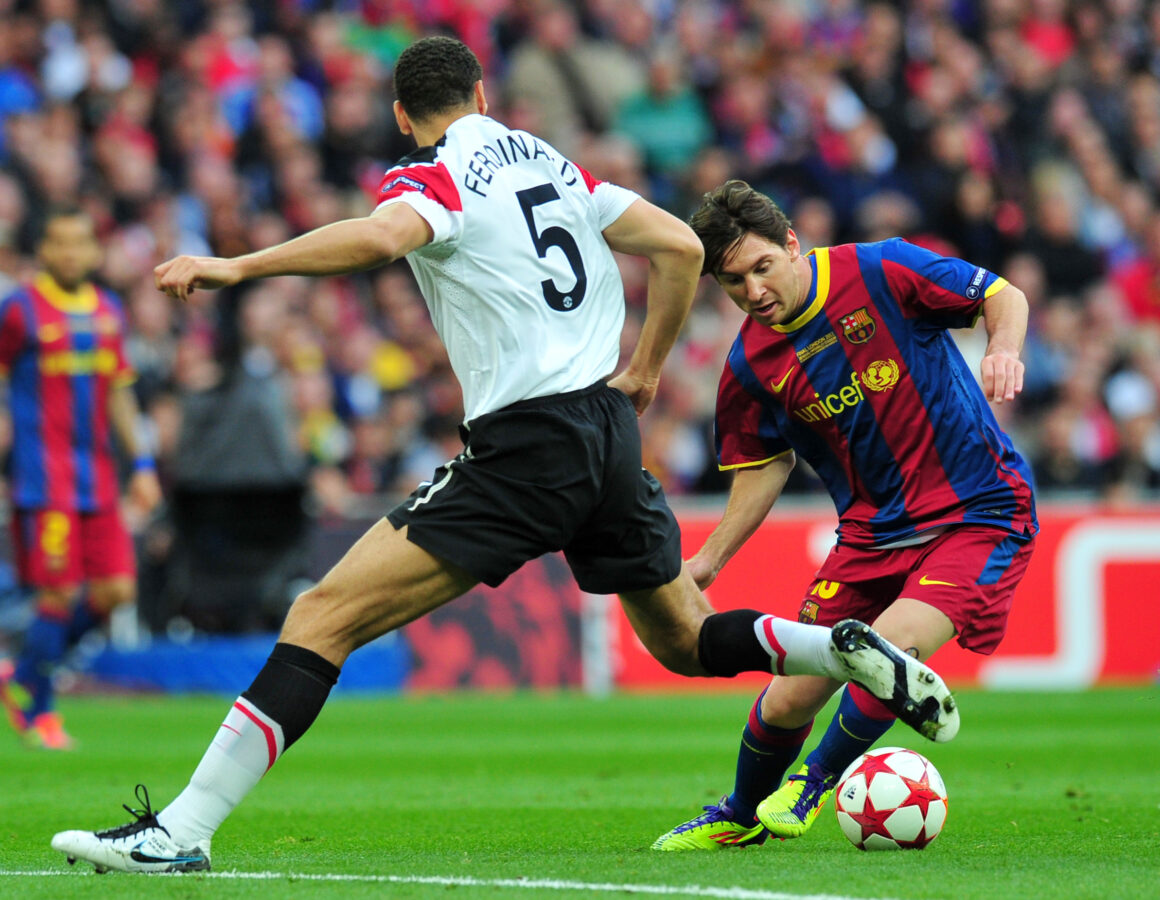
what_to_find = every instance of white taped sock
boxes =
[753,615,844,679]
[158,697,285,847]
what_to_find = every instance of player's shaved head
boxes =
[689,180,792,276]
[36,205,92,243]
[394,36,483,124]
[37,206,101,290]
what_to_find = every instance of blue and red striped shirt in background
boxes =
[0,273,134,512]
[715,238,1038,547]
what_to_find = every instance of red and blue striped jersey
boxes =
[0,274,134,511]
[715,239,1038,546]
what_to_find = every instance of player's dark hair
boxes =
[36,205,91,242]
[688,180,792,276]
[394,36,483,124]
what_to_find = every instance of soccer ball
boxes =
[834,747,948,850]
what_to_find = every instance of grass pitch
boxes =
[1,687,1157,899]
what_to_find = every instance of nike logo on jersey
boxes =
[771,367,795,393]
[918,575,956,587]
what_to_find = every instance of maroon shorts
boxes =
[12,507,136,589]
[796,526,1035,655]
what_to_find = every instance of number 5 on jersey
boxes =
[517,184,588,311]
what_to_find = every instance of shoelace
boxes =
[95,784,170,839]
[674,801,744,834]
[676,804,727,833]
[788,771,836,818]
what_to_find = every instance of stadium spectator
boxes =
[164,281,309,634]
[1020,172,1107,297]
[220,35,325,143]
[1111,211,1160,324]
[1103,327,1160,500]
[612,46,713,203]
[0,207,161,749]
[0,15,42,163]
[52,37,956,874]
[653,180,1036,851]
[1031,402,1114,493]
[504,0,644,156]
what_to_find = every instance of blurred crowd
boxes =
[2,0,1160,523]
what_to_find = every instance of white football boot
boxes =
[830,619,960,743]
[51,785,211,873]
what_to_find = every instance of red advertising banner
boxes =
[609,505,1160,689]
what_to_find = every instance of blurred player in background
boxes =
[653,180,1038,850]
[51,39,957,873]
[0,208,161,750]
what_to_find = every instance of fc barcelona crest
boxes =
[840,307,876,344]
[798,600,820,624]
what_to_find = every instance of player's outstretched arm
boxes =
[153,204,433,302]
[979,283,1028,404]
[687,453,795,590]
[602,199,703,416]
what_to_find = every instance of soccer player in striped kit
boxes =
[653,181,1038,850]
[0,208,161,749]
[52,40,957,872]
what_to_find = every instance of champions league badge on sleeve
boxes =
[966,267,987,299]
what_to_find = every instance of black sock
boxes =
[698,610,769,677]
[241,642,340,749]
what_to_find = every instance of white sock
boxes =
[157,697,285,847]
[753,615,844,679]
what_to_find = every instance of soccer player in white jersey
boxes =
[51,37,958,873]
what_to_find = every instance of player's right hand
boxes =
[153,256,241,302]
[608,369,659,417]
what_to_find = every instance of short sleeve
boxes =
[879,238,1007,329]
[374,162,464,247]
[715,346,792,469]
[0,293,29,374]
[573,163,640,230]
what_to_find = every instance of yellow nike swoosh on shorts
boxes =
[918,575,956,587]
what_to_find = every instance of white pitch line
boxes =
[0,869,897,900]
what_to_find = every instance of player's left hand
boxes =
[980,350,1024,404]
[127,469,163,515]
[685,553,719,591]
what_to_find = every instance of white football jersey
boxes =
[374,114,638,422]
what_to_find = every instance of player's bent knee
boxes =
[759,677,839,728]
[89,578,135,612]
[278,584,361,656]
[37,586,78,613]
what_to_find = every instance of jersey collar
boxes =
[772,247,829,333]
[33,273,99,314]
[437,112,487,146]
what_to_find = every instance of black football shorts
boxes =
[387,381,682,594]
